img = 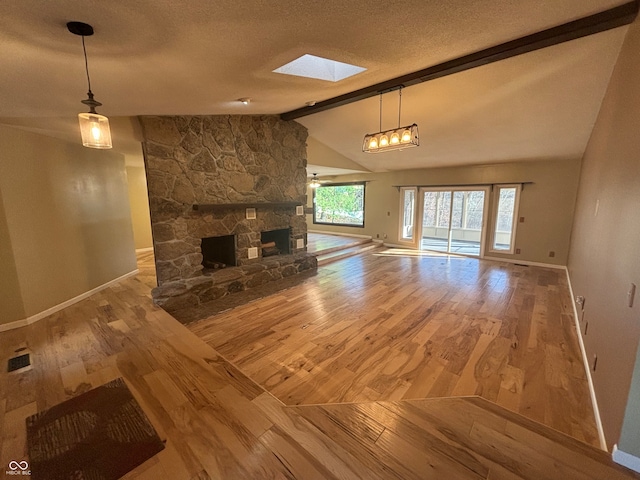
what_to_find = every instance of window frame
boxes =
[312,181,366,228]
[489,184,521,254]
[398,186,417,245]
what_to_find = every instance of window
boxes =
[491,185,521,253]
[399,187,416,242]
[313,182,365,227]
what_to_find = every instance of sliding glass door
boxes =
[419,188,488,257]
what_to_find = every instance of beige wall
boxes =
[0,125,137,324]
[307,137,370,171]
[308,159,581,265]
[567,18,640,451]
[0,188,25,323]
[126,165,153,250]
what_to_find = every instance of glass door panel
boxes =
[421,189,486,257]
[421,191,450,252]
[450,191,484,256]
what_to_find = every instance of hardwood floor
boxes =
[1,250,637,479]
[189,247,599,447]
[306,232,364,253]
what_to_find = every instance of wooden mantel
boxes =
[193,202,301,212]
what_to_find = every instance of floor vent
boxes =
[8,353,30,372]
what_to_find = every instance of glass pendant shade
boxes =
[78,112,112,149]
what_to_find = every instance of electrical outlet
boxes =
[515,248,521,254]
[296,238,304,249]
[296,205,304,216]
[549,251,555,258]
[246,208,256,220]
[383,233,388,239]
[376,233,380,239]
[519,216,525,223]
[248,247,258,259]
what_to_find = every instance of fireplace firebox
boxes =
[201,235,236,269]
[261,228,291,257]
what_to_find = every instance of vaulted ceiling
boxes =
[0,0,632,172]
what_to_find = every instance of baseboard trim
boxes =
[0,269,139,333]
[308,230,372,240]
[382,242,409,248]
[613,445,640,473]
[483,256,566,270]
[565,267,608,451]
[135,246,154,253]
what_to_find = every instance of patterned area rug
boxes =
[26,377,165,480]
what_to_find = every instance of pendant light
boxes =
[362,87,418,153]
[67,21,112,149]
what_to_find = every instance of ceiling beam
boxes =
[281,0,639,121]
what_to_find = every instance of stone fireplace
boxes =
[140,115,317,312]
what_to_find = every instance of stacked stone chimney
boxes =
[139,115,316,312]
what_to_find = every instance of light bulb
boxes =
[390,132,400,145]
[379,135,389,147]
[91,123,102,141]
[401,130,412,143]
[368,137,378,149]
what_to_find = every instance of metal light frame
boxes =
[363,87,419,153]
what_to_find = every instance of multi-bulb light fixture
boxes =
[362,87,419,153]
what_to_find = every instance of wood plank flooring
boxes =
[306,232,365,253]
[188,247,600,447]
[1,251,638,479]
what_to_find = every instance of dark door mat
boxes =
[8,353,30,372]
[26,377,165,480]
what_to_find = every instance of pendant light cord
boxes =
[379,93,382,132]
[81,35,93,94]
[398,88,402,128]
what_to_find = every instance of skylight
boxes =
[273,54,366,82]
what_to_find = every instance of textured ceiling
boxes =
[0,0,631,170]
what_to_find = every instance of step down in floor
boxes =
[316,239,383,266]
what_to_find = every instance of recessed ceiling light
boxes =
[273,54,366,82]
[238,97,251,105]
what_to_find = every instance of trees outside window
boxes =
[313,183,365,227]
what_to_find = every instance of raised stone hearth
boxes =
[140,115,317,312]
